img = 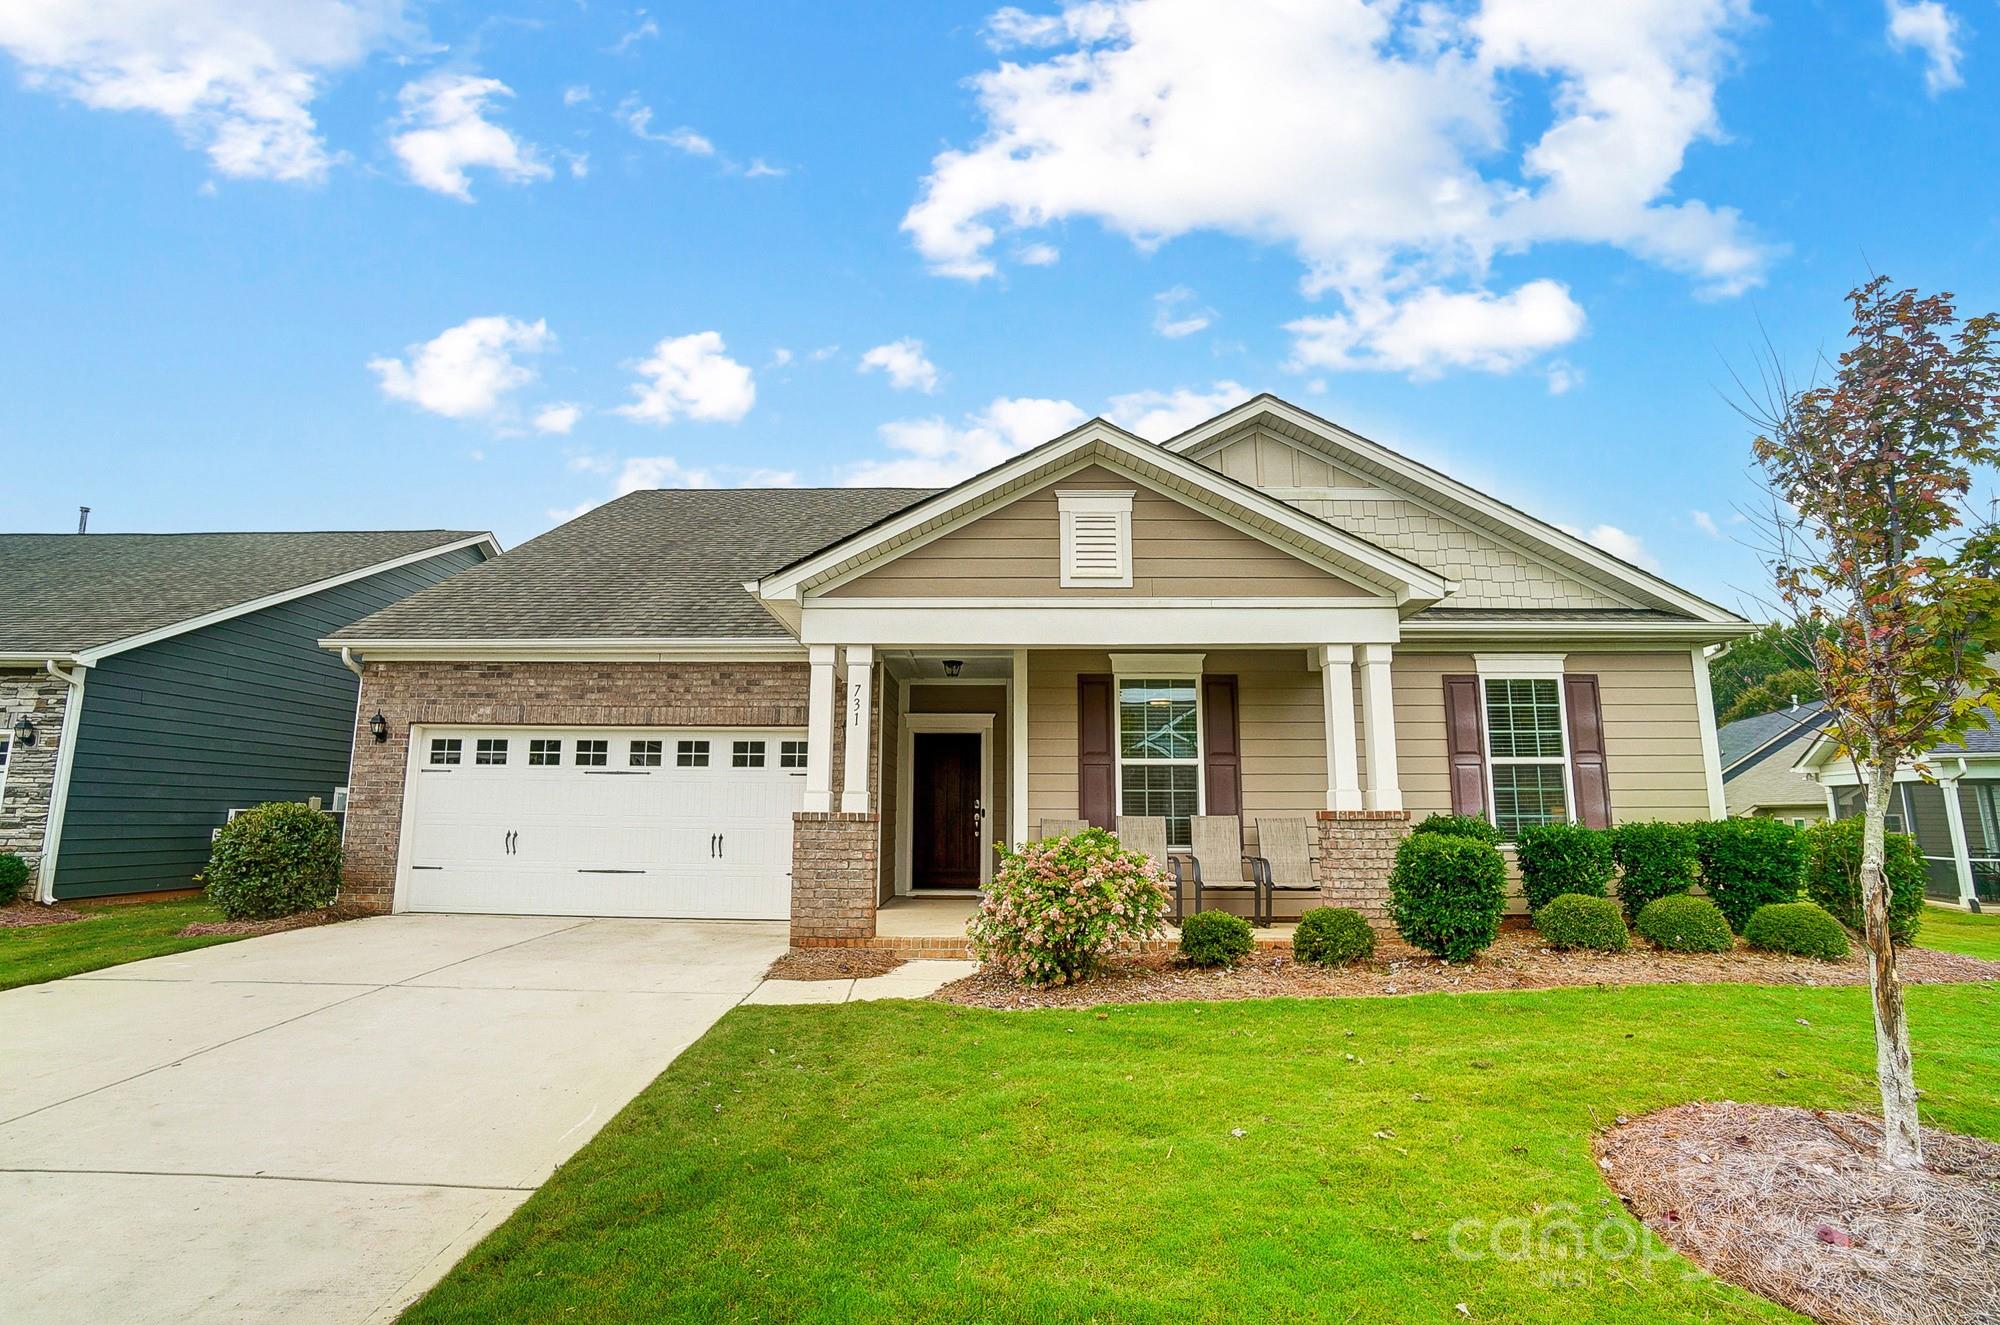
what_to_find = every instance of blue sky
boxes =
[2,0,1994,617]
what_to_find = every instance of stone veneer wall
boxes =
[0,671,73,890]
[790,812,880,945]
[1311,810,1410,929]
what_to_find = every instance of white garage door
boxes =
[399,726,807,919]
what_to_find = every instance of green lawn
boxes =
[405,981,2000,1325]
[1919,903,2000,959]
[0,899,246,990]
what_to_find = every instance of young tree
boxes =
[1747,277,2000,1168]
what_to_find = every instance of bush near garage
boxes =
[198,801,343,921]
[1634,895,1734,954]
[1514,823,1616,912]
[1612,821,1700,923]
[1387,832,1508,962]
[968,828,1172,986]
[1800,817,1927,943]
[1693,818,1805,933]
[1744,901,1851,960]
[1291,906,1376,966]
[1533,893,1630,952]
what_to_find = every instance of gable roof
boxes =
[0,530,494,661]
[1719,702,1828,774]
[330,488,930,646]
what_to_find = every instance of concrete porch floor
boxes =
[874,895,1300,945]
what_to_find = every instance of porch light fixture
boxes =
[368,712,389,743]
[11,714,33,746]
[942,659,963,677]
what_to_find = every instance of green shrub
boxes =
[1533,893,1629,952]
[1387,832,1508,962]
[1612,821,1699,922]
[1291,906,1376,966]
[1179,909,1255,968]
[970,828,1172,985]
[1515,823,1616,912]
[1634,895,1734,953]
[1800,817,1927,943]
[1694,818,1805,932]
[1409,813,1502,846]
[1744,901,1850,961]
[199,801,343,921]
[0,852,28,905]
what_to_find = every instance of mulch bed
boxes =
[930,929,2000,1009]
[766,949,907,981]
[178,905,369,938]
[0,902,88,929]
[1598,1102,2000,1325]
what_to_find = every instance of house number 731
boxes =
[849,681,863,726]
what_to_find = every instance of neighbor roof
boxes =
[0,531,490,656]
[330,489,932,643]
[1718,702,1827,772]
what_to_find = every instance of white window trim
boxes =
[1058,490,1134,588]
[1478,671,1576,840]
[0,735,10,810]
[1111,668,1205,849]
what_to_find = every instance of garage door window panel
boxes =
[528,739,561,765]
[733,740,766,768]
[630,740,663,767]
[677,740,710,767]
[574,739,608,767]
[429,738,462,766]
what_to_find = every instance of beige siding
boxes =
[828,465,1367,598]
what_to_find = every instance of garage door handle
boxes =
[718,834,724,859]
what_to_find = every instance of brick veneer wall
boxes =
[0,671,72,886]
[342,659,822,911]
[1312,810,1410,929]
[791,811,880,945]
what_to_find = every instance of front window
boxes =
[1484,677,1569,838]
[1118,677,1200,847]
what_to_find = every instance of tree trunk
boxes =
[1860,761,1923,1168]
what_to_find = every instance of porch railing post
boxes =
[1940,770,1981,910]
[1359,643,1402,812]
[805,644,837,812]
[1319,645,1363,811]
[1010,647,1029,850]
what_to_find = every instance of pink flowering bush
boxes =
[968,828,1172,985]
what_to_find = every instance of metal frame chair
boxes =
[1254,818,1318,924]
[1188,815,1267,925]
[1115,815,1184,922]
[1035,818,1090,840]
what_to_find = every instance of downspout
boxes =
[36,659,88,905]
[339,646,363,677]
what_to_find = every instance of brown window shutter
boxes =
[1078,674,1116,829]
[1443,675,1488,819]
[1202,675,1242,817]
[1564,673,1613,829]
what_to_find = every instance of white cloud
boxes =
[533,402,581,435]
[0,0,410,182]
[370,315,551,420]
[1885,1,1964,93]
[1105,381,1247,441]
[610,456,798,493]
[1560,521,1659,571]
[1545,360,1583,395]
[389,72,550,200]
[609,17,659,55]
[848,396,1087,486]
[618,97,714,155]
[985,6,1070,50]
[614,331,757,425]
[807,344,841,362]
[562,84,592,107]
[1015,242,1061,266]
[743,157,786,177]
[1287,280,1586,378]
[858,338,941,393]
[1691,509,1721,538]
[1151,285,1214,338]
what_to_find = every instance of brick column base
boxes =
[790,811,880,947]
[1312,810,1411,931]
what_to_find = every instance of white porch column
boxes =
[1940,771,1981,910]
[1010,647,1029,849]
[1358,643,1402,811]
[804,644,837,812]
[840,645,874,813]
[1319,645,1363,811]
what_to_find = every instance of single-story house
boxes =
[0,530,496,903]
[1719,701,1829,825]
[327,396,1749,942]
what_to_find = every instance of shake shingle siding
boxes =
[54,545,488,898]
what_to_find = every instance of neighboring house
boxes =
[327,395,1751,941]
[1719,701,1829,825]
[0,530,496,903]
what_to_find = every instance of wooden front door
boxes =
[911,731,983,889]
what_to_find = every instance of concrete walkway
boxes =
[0,914,967,1325]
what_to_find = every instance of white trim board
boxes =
[322,638,806,663]
[35,663,88,903]
[897,712,996,894]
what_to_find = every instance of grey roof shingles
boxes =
[0,530,487,655]
[1718,702,1827,770]
[330,488,933,643]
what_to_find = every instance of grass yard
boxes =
[0,899,243,990]
[406,981,2000,1325]
[1919,903,2000,960]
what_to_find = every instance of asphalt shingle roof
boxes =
[1718,702,1827,770]
[0,530,486,655]
[330,489,934,642]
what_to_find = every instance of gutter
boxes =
[339,646,363,677]
[35,659,89,905]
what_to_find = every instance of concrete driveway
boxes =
[0,914,790,1325]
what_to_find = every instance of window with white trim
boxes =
[1482,677,1571,838]
[630,740,663,767]
[1117,677,1200,847]
[428,738,461,766]
[475,738,508,766]
[574,739,608,767]
[779,740,808,769]
[676,740,709,768]
[1058,491,1133,588]
[732,740,765,768]
[0,735,10,809]
[528,739,561,766]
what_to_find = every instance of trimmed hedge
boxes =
[1634,895,1734,953]
[1387,832,1508,962]
[1292,907,1376,966]
[0,852,28,905]
[1533,893,1629,952]
[1612,821,1699,922]
[1800,817,1927,943]
[198,801,342,921]
[1515,823,1616,912]
[1179,909,1255,968]
[1409,813,1503,846]
[1694,818,1805,933]
[1744,901,1850,961]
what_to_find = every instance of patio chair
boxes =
[1036,818,1090,840]
[1189,816,1268,926]
[1115,815,1185,922]
[1254,818,1318,924]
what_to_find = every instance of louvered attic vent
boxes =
[1058,491,1134,588]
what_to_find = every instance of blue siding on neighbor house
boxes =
[52,544,488,899]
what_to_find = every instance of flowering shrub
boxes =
[968,828,1172,985]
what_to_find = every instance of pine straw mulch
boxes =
[765,948,907,981]
[1597,1102,2000,1325]
[0,901,88,928]
[178,904,370,938]
[930,929,2000,1009]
